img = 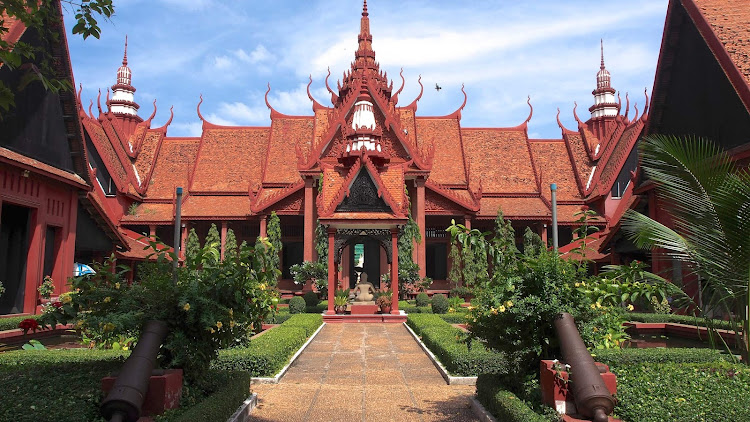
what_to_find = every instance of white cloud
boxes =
[170,121,203,137]
[235,45,274,64]
[213,56,232,69]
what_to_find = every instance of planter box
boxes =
[102,369,183,416]
[540,360,617,417]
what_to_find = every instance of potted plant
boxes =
[38,275,55,304]
[290,261,328,295]
[333,295,348,314]
[376,290,393,314]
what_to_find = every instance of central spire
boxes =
[354,0,376,70]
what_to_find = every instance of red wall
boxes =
[0,164,78,314]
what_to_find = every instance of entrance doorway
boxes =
[0,203,31,314]
[349,237,381,289]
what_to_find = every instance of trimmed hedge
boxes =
[156,370,251,422]
[594,347,732,367]
[0,349,128,422]
[628,312,734,330]
[438,313,470,324]
[0,314,41,332]
[611,361,750,422]
[212,314,322,376]
[407,314,506,376]
[415,292,429,307]
[476,374,551,422]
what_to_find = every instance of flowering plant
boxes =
[18,318,40,334]
[38,275,54,299]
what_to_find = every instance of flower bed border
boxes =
[403,321,477,385]
[250,321,325,384]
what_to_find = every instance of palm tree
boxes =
[622,134,750,360]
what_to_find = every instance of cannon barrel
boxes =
[554,312,614,422]
[100,320,169,422]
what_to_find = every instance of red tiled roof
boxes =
[562,132,594,193]
[319,162,352,213]
[693,0,750,89]
[462,129,537,194]
[120,203,174,223]
[415,118,466,185]
[83,119,129,189]
[591,120,644,197]
[190,128,270,193]
[133,131,163,186]
[529,140,581,201]
[0,147,87,188]
[0,12,26,49]
[556,204,605,224]
[265,117,313,184]
[181,195,251,219]
[146,138,199,199]
[479,197,549,219]
[117,228,172,260]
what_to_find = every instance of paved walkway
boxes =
[250,323,479,422]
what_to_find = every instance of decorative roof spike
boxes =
[110,35,139,116]
[590,39,618,119]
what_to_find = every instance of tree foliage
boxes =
[0,0,115,114]
[622,134,750,360]
[265,212,282,281]
[185,228,200,263]
[224,228,238,261]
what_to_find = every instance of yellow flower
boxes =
[183,303,191,311]
[490,307,498,315]
[103,296,111,303]
[590,304,597,309]
[216,321,223,329]
[103,322,115,332]
[627,304,634,311]
[498,305,506,313]
[62,295,72,304]
[228,308,233,316]
[593,327,599,332]
[115,283,120,289]
[230,320,236,328]
[210,328,216,334]
[575,282,580,287]
[505,300,513,308]
[259,284,267,290]
[448,307,455,313]
[595,302,602,309]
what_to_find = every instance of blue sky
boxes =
[62,0,669,139]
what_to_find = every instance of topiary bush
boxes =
[302,291,319,307]
[288,296,306,314]
[415,292,429,307]
[431,293,449,314]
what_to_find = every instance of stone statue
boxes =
[352,272,376,302]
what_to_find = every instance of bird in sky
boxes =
[435,83,442,91]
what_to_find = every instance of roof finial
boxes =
[363,0,368,17]
[600,38,604,70]
[123,35,128,66]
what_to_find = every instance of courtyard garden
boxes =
[0,136,748,421]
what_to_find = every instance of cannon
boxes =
[554,312,614,422]
[100,320,169,422]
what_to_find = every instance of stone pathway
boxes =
[250,323,479,422]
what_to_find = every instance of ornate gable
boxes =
[336,169,391,213]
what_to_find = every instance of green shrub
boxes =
[39,240,280,383]
[302,291,319,307]
[157,370,250,422]
[0,349,127,422]
[594,347,731,367]
[476,374,552,422]
[407,314,506,376]
[431,293,449,314]
[289,296,306,314]
[439,313,469,324]
[212,314,322,377]
[415,292,429,307]
[611,361,750,422]
[0,315,41,332]
[627,312,734,330]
